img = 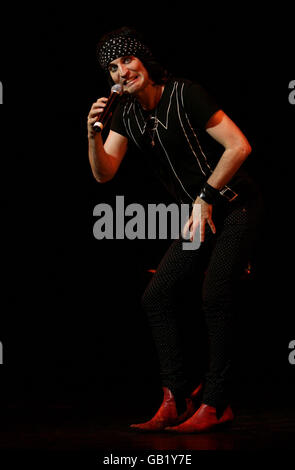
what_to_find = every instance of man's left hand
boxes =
[182,197,216,243]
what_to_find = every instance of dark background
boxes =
[1,5,294,410]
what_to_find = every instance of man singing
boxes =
[87,26,262,433]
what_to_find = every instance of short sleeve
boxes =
[183,82,220,129]
[110,99,129,138]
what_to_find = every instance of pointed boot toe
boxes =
[165,403,234,433]
[129,384,202,432]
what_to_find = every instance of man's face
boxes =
[108,55,150,94]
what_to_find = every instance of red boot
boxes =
[165,403,234,433]
[129,384,202,432]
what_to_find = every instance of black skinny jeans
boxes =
[141,192,263,411]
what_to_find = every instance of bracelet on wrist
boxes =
[198,182,220,205]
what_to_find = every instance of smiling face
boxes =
[108,55,152,95]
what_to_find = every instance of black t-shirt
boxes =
[111,78,250,204]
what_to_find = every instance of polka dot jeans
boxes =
[141,195,263,411]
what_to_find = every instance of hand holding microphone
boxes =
[88,84,123,137]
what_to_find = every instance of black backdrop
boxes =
[1,5,295,407]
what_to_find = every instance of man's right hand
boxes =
[87,97,108,138]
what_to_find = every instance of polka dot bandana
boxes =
[97,34,153,72]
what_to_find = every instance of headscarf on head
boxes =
[97,27,154,72]
[97,27,171,86]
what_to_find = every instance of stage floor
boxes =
[0,399,294,452]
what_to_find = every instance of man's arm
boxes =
[205,110,252,189]
[183,110,252,242]
[87,97,128,182]
[88,130,128,182]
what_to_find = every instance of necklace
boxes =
[138,106,159,148]
[137,85,164,148]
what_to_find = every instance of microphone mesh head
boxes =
[111,84,123,94]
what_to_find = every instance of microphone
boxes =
[93,84,123,133]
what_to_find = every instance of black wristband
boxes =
[198,182,220,204]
